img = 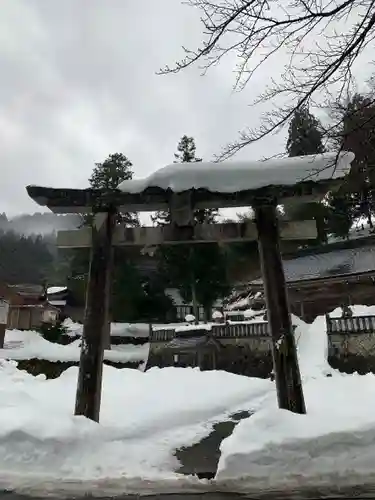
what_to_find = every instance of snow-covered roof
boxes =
[48,300,66,307]
[8,284,44,297]
[175,323,212,333]
[118,152,354,194]
[251,243,375,284]
[47,286,67,295]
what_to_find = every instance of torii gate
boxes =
[26,151,354,422]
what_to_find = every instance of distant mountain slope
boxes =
[0,213,81,236]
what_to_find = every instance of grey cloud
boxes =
[0,0,284,216]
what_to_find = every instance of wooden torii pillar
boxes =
[254,201,305,413]
[74,210,116,421]
[25,151,353,422]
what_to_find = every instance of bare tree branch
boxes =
[160,0,375,159]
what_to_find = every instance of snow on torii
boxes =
[25,151,355,423]
[118,151,354,194]
[26,151,354,213]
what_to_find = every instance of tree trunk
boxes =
[315,214,327,244]
[0,325,5,349]
[189,247,199,323]
[203,304,211,322]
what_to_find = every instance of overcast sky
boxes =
[0,0,290,217]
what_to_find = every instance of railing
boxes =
[326,315,375,335]
[150,321,270,342]
[150,328,176,342]
[212,322,269,338]
[224,311,245,322]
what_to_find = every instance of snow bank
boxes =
[118,151,353,194]
[1,329,148,364]
[63,318,150,338]
[212,310,223,320]
[217,374,375,491]
[216,305,375,491]
[47,286,67,295]
[293,313,332,379]
[0,362,272,495]
[3,305,375,494]
[328,304,375,317]
[175,324,212,333]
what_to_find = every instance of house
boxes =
[0,283,59,330]
[227,235,375,322]
[7,303,59,330]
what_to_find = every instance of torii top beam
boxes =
[26,152,354,214]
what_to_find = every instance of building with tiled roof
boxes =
[229,235,375,321]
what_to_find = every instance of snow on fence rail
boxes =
[150,321,270,342]
[62,320,150,345]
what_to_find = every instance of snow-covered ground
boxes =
[63,318,151,338]
[0,306,375,495]
[1,328,149,364]
[328,217,374,243]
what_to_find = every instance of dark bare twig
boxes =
[160,0,375,159]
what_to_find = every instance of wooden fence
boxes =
[151,321,270,342]
[326,315,375,335]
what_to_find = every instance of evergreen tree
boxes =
[111,251,147,322]
[326,194,353,239]
[0,230,53,284]
[67,152,174,322]
[0,213,8,232]
[156,135,229,319]
[87,152,139,227]
[337,94,375,229]
[69,153,140,320]
[287,106,325,157]
[286,106,328,244]
[137,272,176,322]
[152,135,217,225]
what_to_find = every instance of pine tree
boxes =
[69,152,142,321]
[286,106,328,244]
[287,106,325,157]
[88,152,139,226]
[326,194,353,239]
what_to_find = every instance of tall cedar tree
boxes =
[0,231,53,284]
[335,94,375,229]
[156,136,229,319]
[286,106,329,244]
[152,135,217,225]
[286,107,325,157]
